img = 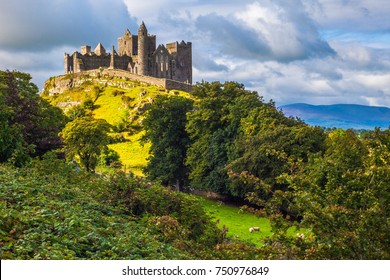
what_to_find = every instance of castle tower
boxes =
[118,29,135,56]
[137,22,149,76]
[64,53,73,73]
[81,46,91,55]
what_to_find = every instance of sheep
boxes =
[296,233,305,239]
[249,227,260,233]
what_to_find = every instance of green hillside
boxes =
[4,70,388,260]
[42,74,192,176]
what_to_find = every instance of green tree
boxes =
[142,95,193,190]
[186,81,264,195]
[60,117,111,172]
[66,105,87,120]
[0,70,67,165]
[277,128,390,259]
[227,105,326,211]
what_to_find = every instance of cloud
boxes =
[0,0,137,88]
[0,0,135,51]
[234,1,336,61]
[1,0,389,107]
[191,1,335,62]
[193,51,229,72]
[194,13,271,60]
[311,0,390,32]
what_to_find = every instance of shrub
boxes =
[129,184,222,246]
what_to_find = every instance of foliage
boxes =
[66,105,87,120]
[274,128,390,259]
[142,95,193,190]
[60,117,111,172]
[0,156,239,260]
[34,73,390,259]
[227,105,326,212]
[42,74,191,176]
[0,158,190,259]
[0,70,67,165]
[82,97,96,112]
[185,81,325,212]
[99,147,122,168]
[107,131,150,176]
[186,81,264,195]
[130,184,224,250]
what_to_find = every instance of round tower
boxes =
[137,21,148,76]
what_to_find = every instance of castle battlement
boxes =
[64,22,192,84]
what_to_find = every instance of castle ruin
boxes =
[64,22,192,84]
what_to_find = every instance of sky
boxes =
[0,0,389,106]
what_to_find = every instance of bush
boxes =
[0,160,192,259]
[128,183,223,246]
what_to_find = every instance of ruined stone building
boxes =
[64,22,192,84]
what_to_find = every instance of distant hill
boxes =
[279,103,390,129]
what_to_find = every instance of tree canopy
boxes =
[277,128,390,259]
[186,81,265,195]
[142,95,193,190]
[60,117,111,172]
[0,70,67,166]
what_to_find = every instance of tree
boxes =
[142,95,193,190]
[60,117,111,172]
[0,70,67,166]
[277,128,390,259]
[66,104,87,121]
[227,105,326,211]
[186,81,264,195]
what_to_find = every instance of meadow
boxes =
[199,198,272,246]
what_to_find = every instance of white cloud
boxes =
[313,0,390,32]
[1,0,389,107]
[234,1,335,61]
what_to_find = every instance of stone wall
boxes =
[43,68,192,96]
[165,79,193,92]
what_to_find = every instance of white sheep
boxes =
[296,233,305,239]
[249,227,260,233]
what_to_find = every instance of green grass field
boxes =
[198,197,272,246]
[198,197,309,246]
[109,132,150,176]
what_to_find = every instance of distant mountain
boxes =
[279,103,390,129]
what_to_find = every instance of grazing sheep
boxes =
[249,227,260,233]
[296,233,305,239]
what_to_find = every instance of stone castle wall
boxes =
[44,68,192,96]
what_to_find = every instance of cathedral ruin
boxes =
[64,22,192,84]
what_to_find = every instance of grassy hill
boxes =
[42,72,192,176]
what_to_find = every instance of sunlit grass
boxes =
[93,87,127,125]
[198,197,309,247]
[109,132,150,176]
[198,197,272,246]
